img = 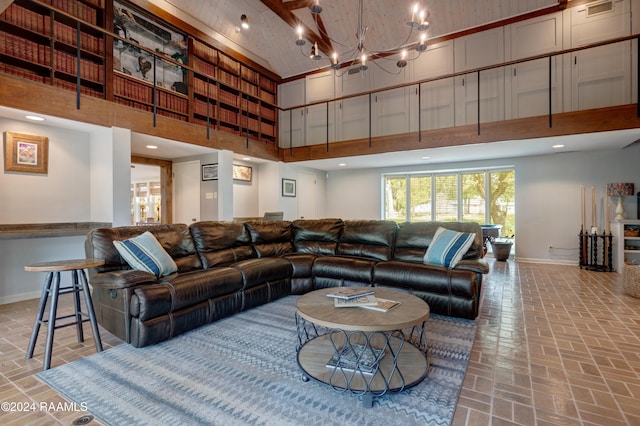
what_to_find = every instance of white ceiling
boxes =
[160,0,560,78]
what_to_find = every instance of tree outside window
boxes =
[383,169,514,235]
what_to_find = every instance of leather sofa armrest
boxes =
[454,259,490,274]
[89,270,158,289]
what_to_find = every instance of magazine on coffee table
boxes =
[333,295,378,308]
[359,297,401,312]
[326,343,385,374]
[326,288,375,300]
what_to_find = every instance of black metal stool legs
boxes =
[25,268,103,370]
[25,272,53,361]
[79,269,103,353]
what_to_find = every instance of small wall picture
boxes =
[233,164,252,182]
[202,163,218,181]
[4,132,49,174]
[282,178,296,197]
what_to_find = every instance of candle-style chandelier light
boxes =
[295,1,430,74]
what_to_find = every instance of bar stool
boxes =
[25,258,105,370]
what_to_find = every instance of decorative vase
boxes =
[491,242,513,261]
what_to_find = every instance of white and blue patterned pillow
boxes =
[424,226,475,268]
[113,231,178,278]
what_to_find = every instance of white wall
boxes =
[0,118,91,223]
[323,142,640,264]
[0,119,92,303]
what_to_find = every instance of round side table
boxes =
[25,258,105,370]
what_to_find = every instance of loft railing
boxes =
[278,34,640,154]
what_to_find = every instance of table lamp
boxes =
[607,182,635,220]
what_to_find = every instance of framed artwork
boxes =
[202,163,218,181]
[4,132,49,174]
[233,164,252,182]
[282,178,296,197]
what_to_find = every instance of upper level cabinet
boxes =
[335,66,370,142]
[454,28,505,126]
[568,0,632,111]
[0,0,106,96]
[372,55,410,137]
[305,71,336,145]
[505,12,563,120]
[278,79,305,148]
[410,41,455,132]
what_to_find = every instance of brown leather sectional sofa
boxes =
[85,219,489,348]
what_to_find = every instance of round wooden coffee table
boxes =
[295,287,430,406]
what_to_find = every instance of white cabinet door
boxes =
[278,79,305,148]
[306,71,336,144]
[454,28,505,126]
[336,67,370,141]
[570,0,632,111]
[410,41,455,132]
[506,13,563,119]
[371,60,410,137]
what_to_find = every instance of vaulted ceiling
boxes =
[161,0,563,78]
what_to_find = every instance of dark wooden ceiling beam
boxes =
[284,0,313,11]
[258,0,333,56]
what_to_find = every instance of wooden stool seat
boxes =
[25,258,105,370]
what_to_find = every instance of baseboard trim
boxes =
[0,291,40,306]
[514,257,578,266]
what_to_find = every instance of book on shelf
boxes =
[326,343,385,375]
[359,297,401,312]
[333,295,378,308]
[326,288,375,300]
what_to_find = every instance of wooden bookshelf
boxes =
[0,0,106,98]
[0,0,279,144]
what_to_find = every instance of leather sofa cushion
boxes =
[131,267,244,319]
[393,222,483,262]
[281,252,317,278]
[190,221,254,268]
[312,256,376,283]
[292,219,343,255]
[231,257,293,290]
[87,224,202,273]
[244,220,294,257]
[338,220,398,261]
[374,260,477,298]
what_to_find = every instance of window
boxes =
[383,169,515,235]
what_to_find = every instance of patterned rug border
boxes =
[38,296,477,426]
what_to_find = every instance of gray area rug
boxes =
[38,295,477,426]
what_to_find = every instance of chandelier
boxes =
[295,1,430,73]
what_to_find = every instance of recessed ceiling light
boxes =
[242,157,251,161]
[146,145,158,149]
[421,156,431,160]
[338,163,347,167]
[25,115,45,121]
[552,144,564,149]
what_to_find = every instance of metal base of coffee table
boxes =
[295,287,430,407]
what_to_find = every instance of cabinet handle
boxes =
[462,78,465,87]
[574,56,577,65]
[513,68,516,77]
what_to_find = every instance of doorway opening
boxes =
[131,156,173,224]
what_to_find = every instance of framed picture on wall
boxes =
[202,163,218,181]
[4,131,49,174]
[233,164,252,182]
[282,178,296,197]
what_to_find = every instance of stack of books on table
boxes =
[326,288,401,312]
[326,343,385,375]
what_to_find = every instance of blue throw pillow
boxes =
[424,227,475,268]
[113,231,178,278]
